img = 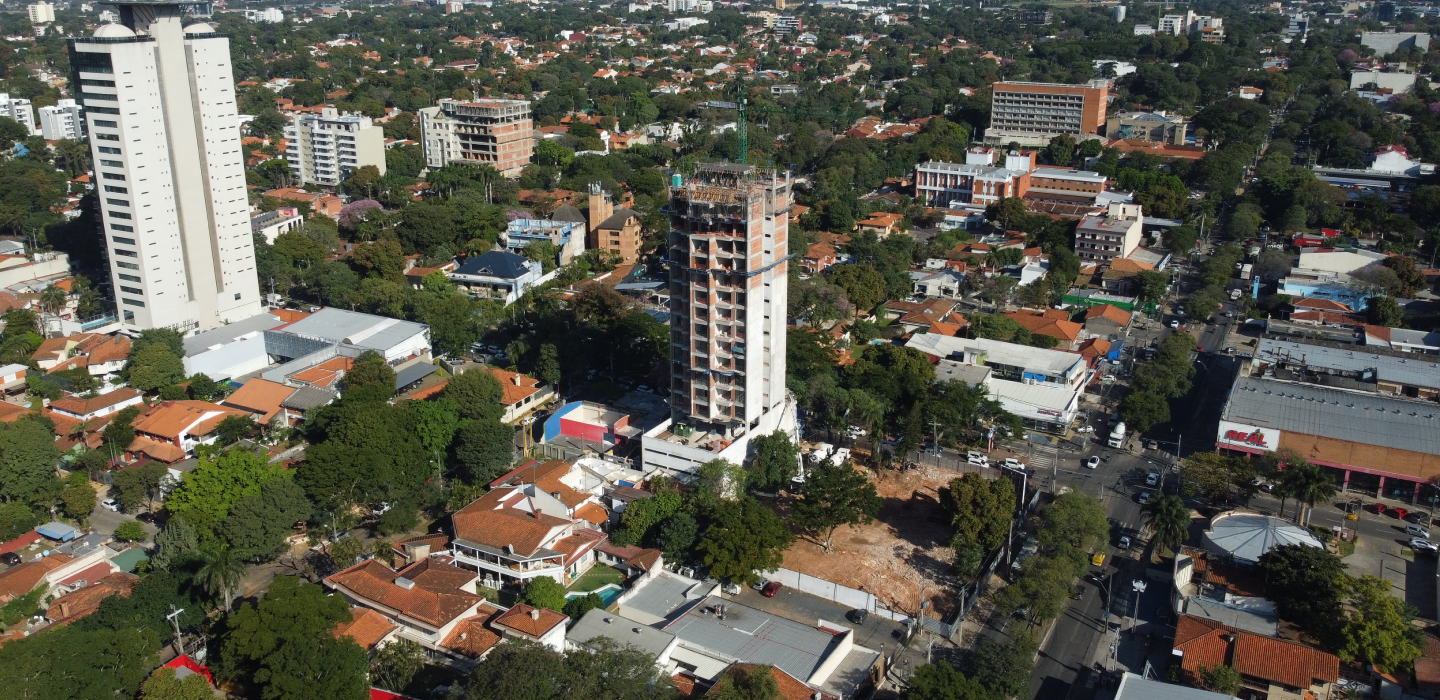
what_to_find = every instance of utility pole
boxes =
[166,605,185,657]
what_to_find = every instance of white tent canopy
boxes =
[1202,512,1322,565]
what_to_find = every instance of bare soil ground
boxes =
[779,463,974,619]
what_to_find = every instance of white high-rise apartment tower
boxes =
[69,0,261,333]
[38,99,80,140]
[28,2,55,24]
[283,106,386,187]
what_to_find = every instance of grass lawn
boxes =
[568,565,624,593]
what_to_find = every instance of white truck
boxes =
[1107,421,1126,448]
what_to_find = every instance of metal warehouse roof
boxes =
[664,595,843,684]
[1223,376,1440,456]
[281,308,427,352]
[1255,338,1440,391]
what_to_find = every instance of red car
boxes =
[761,581,783,597]
[1392,507,1410,520]
[1373,503,1388,515]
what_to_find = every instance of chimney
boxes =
[513,373,523,386]
[59,602,69,619]
[529,608,540,621]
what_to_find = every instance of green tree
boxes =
[1117,391,1170,434]
[940,473,1016,553]
[218,478,313,562]
[1199,664,1241,695]
[1258,544,1347,636]
[1338,574,1424,673]
[710,665,781,700]
[370,640,427,694]
[536,343,561,388]
[59,470,96,520]
[195,542,246,611]
[112,461,168,513]
[151,516,199,571]
[340,350,395,404]
[793,464,881,552]
[562,592,604,620]
[1037,491,1109,554]
[114,519,147,542]
[657,512,698,564]
[454,417,515,484]
[520,576,567,612]
[827,264,888,313]
[166,449,290,537]
[217,414,260,444]
[103,406,139,449]
[695,496,794,585]
[0,417,62,508]
[748,431,800,492]
[140,667,215,700]
[971,634,1038,700]
[297,403,429,512]
[0,624,159,700]
[444,369,506,422]
[1142,494,1190,553]
[1281,462,1336,526]
[128,343,186,392]
[1366,295,1405,328]
[1132,269,1169,301]
[900,661,988,700]
[0,501,36,541]
[219,576,369,700]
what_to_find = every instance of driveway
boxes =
[87,503,159,542]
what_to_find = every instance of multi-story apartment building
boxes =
[587,185,644,263]
[641,164,796,475]
[38,99,80,139]
[68,2,262,334]
[27,2,54,24]
[773,15,801,33]
[0,94,36,135]
[1074,202,1145,263]
[986,80,1108,146]
[283,106,385,188]
[418,98,534,177]
[1157,10,1224,41]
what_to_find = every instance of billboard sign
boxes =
[1216,420,1278,452]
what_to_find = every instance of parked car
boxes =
[1145,472,1160,486]
[136,512,155,524]
[1406,511,1431,524]
[0,552,19,566]
[1118,535,1131,549]
[101,499,120,512]
[1084,456,1100,469]
[761,581,783,597]
[1169,320,1180,329]
[1406,523,1431,539]
[845,426,867,439]
[848,609,868,624]
[1411,538,1439,554]
[1392,507,1411,520]
[1002,457,1025,470]
[966,451,988,467]
[1373,502,1388,515]
[1137,491,1151,505]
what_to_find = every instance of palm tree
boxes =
[38,284,67,316]
[1142,494,1192,553]
[1284,463,1337,527]
[194,543,246,611]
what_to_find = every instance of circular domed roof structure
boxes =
[93,23,135,39]
[1203,511,1322,565]
[182,22,214,34]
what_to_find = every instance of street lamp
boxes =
[1130,578,1148,636]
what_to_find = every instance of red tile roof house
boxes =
[450,484,606,590]
[48,387,144,423]
[0,545,120,604]
[129,400,254,458]
[801,242,838,274]
[1172,615,1339,700]
[324,556,511,666]
[487,367,554,425]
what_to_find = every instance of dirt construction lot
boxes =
[779,463,973,620]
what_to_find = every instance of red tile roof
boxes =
[451,487,573,556]
[45,572,137,625]
[222,379,295,423]
[325,558,482,628]
[492,603,567,639]
[1006,310,1082,343]
[333,607,397,650]
[1292,297,1354,312]
[488,368,541,406]
[49,388,141,418]
[1173,616,1338,690]
[1085,304,1132,326]
[439,604,504,658]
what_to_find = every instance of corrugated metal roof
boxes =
[569,608,676,657]
[1255,338,1440,390]
[664,595,840,684]
[394,363,438,390]
[623,571,698,620]
[1114,673,1238,700]
[281,308,428,353]
[1223,376,1440,456]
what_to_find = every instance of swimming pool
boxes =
[567,584,622,606]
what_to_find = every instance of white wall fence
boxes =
[760,567,913,625]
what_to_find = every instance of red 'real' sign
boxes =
[1225,429,1268,448]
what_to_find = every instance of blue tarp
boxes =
[37,522,77,542]
[1106,339,1126,361]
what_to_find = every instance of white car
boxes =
[829,448,851,466]
[100,499,120,512]
[1411,538,1439,554]
[1169,320,1180,329]
[1084,456,1100,469]
[1002,458,1025,471]
[1145,472,1160,486]
[1118,536,1131,549]
[1137,491,1152,505]
[845,426,867,439]
[966,451,988,467]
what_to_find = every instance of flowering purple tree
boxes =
[338,199,382,230]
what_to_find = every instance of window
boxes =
[103,186,127,194]
[109,224,133,232]
[123,310,134,322]
[118,273,139,282]
[111,236,135,245]
[120,286,142,295]
[108,211,132,220]
[98,147,120,155]
[114,249,137,258]
[116,261,138,270]
[100,160,123,168]
[121,298,145,308]
[80,79,115,87]
[93,119,118,128]
[105,198,129,207]
[87,107,120,115]
[102,173,125,181]
[95,133,119,142]
[234,292,241,300]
